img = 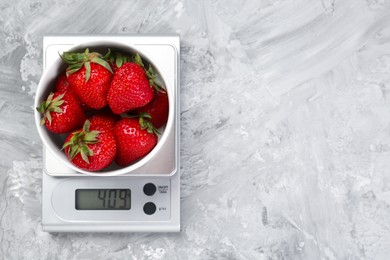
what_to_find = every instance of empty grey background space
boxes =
[1,0,390,259]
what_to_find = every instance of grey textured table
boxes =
[1,0,390,259]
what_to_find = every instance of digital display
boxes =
[75,189,131,210]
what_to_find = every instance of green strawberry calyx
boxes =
[109,52,131,68]
[134,53,165,93]
[36,92,65,126]
[62,120,100,164]
[60,48,113,82]
[139,112,161,135]
[123,112,160,135]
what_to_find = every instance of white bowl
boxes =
[34,40,173,176]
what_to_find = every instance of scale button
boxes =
[143,183,157,196]
[143,202,157,215]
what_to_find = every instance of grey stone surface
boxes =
[1,0,390,259]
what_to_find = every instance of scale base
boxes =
[41,35,180,233]
[42,172,180,233]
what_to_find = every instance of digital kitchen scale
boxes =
[41,35,180,232]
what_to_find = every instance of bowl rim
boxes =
[34,40,174,176]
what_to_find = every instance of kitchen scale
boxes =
[41,35,180,232]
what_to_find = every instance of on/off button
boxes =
[143,183,157,196]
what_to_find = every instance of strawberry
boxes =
[63,120,116,171]
[88,113,117,131]
[54,73,71,93]
[114,114,159,166]
[107,53,163,114]
[54,72,93,112]
[60,48,113,109]
[135,90,169,128]
[107,62,154,114]
[36,91,86,134]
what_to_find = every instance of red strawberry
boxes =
[63,120,116,171]
[136,90,169,128]
[36,91,86,134]
[107,53,163,114]
[54,73,71,93]
[88,113,117,131]
[61,48,113,109]
[114,115,159,166]
[107,62,154,114]
[54,73,93,112]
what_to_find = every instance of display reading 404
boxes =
[75,189,131,210]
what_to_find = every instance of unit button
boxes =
[143,202,157,215]
[143,183,157,196]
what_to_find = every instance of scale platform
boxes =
[41,35,180,232]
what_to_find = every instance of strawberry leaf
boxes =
[52,107,63,113]
[134,53,144,68]
[116,53,123,68]
[59,53,78,64]
[70,144,79,159]
[83,120,91,132]
[62,139,73,150]
[51,100,64,107]
[46,111,52,125]
[66,68,82,76]
[91,57,113,74]
[67,63,83,72]
[102,48,111,60]
[52,93,64,102]
[84,130,100,144]
[47,93,55,102]
[80,145,90,164]
[36,104,45,114]
[84,62,91,82]
[109,53,115,64]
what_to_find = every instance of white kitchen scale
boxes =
[41,35,180,232]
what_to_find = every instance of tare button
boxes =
[143,183,157,196]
